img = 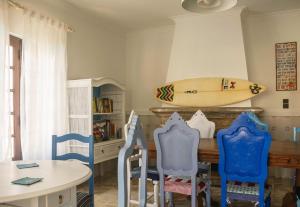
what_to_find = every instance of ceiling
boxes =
[64,0,300,30]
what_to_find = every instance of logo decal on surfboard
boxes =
[222,78,237,90]
[155,77,266,107]
[184,90,198,94]
[249,84,262,94]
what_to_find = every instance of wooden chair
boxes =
[52,133,94,207]
[154,112,210,207]
[118,113,148,207]
[217,113,272,207]
[124,111,159,207]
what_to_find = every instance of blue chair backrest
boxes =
[52,133,94,205]
[154,112,200,177]
[245,112,269,131]
[293,127,300,142]
[217,114,272,183]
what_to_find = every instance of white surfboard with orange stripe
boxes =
[155,77,266,107]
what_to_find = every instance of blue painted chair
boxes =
[154,112,210,207]
[245,112,269,131]
[118,113,148,207]
[291,127,300,193]
[52,133,94,207]
[293,127,300,142]
[217,114,272,207]
[124,111,159,207]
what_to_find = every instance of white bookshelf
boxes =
[67,77,125,164]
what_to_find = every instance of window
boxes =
[9,35,22,160]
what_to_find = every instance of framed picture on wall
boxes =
[275,42,297,91]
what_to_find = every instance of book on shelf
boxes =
[93,97,97,113]
[95,98,113,113]
[93,119,118,141]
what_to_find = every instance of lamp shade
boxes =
[181,0,237,13]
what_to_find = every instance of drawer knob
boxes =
[118,146,121,149]
[59,194,64,204]
[101,150,105,153]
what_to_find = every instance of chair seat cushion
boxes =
[227,181,272,202]
[131,166,159,181]
[164,175,206,195]
[77,192,91,207]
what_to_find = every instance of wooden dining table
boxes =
[148,138,300,193]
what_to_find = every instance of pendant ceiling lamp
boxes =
[181,0,237,13]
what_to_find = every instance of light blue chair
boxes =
[292,127,300,195]
[52,133,94,207]
[123,111,159,207]
[245,112,269,131]
[217,114,272,207]
[293,127,300,142]
[154,112,210,207]
[118,113,148,207]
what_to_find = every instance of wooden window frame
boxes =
[9,35,22,161]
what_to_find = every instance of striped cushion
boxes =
[77,192,91,207]
[227,181,272,202]
[164,175,206,195]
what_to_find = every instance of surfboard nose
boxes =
[260,84,267,92]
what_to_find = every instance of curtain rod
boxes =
[8,0,75,33]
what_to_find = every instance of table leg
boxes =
[296,169,300,197]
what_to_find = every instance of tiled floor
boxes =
[79,173,294,207]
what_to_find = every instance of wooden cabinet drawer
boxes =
[47,189,71,207]
[94,141,124,163]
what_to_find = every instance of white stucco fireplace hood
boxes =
[165,7,251,106]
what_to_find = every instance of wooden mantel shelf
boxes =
[149,106,264,131]
[150,106,263,115]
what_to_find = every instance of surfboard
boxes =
[155,77,266,107]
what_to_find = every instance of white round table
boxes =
[0,160,91,206]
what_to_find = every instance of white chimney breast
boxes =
[166,7,250,107]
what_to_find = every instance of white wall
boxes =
[125,25,175,113]
[244,9,300,116]
[9,0,126,83]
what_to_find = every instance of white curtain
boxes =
[21,10,69,160]
[0,0,12,161]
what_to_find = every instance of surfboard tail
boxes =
[156,84,174,102]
